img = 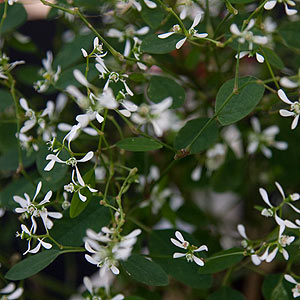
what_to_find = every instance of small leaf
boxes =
[215,76,265,125]
[5,250,61,280]
[117,137,162,152]
[0,3,27,34]
[174,118,219,153]
[141,1,165,29]
[207,287,246,300]
[121,254,169,286]
[0,89,13,112]
[279,21,300,50]
[147,76,185,108]
[141,33,183,54]
[262,47,284,70]
[69,168,95,218]
[198,248,244,274]
[51,198,110,246]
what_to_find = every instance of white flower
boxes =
[284,274,300,298]
[237,224,261,265]
[0,283,23,300]
[205,143,227,173]
[264,0,297,16]
[34,51,61,92]
[247,117,288,158]
[84,228,141,277]
[259,231,295,262]
[158,14,208,49]
[230,19,268,51]
[176,0,203,20]
[278,89,300,130]
[13,181,62,232]
[103,72,133,96]
[116,0,156,12]
[170,231,208,266]
[81,37,107,58]
[280,76,299,89]
[131,97,174,137]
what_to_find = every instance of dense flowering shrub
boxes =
[0,0,300,299]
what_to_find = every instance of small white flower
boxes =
[236,51,265,63]
[264,0,297,16]
[247,117,288,158]
[284,274,300,298]
[230,19,268,51]
[171,231,208,266]
[278,89,300,130]
[158,14,208,49]
[0,282,23,300]
[13,181,62,233]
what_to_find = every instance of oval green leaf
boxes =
[215,76,265,125]
[121,254,169,286]
[5,250,61,280]
[141,33,183,54]
[117,137,162,152]
[279,21,300,50]
[198,248,244,274]
[174,118,219,153]
[147,76,185,108]
[262,47,284,70]
[51,198,110,246]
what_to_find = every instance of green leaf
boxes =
[279,21,300,50]
[117,137,162,152]
[53,34,94,69]
[207,287,245,300]
[15,65,40,86]
[141,34,183,54]
[121,254,169,286]
[0,3,27,34]
[5,250,62,280]
[69,168,95,218]
[147,76,185,108]
[198,248,244,274]
[149,230,212,289]
[262,47,284,70]
[174,118,219,153]
[141,1,165,29]
[36,145,68,191]
[51,198,110,246]
[262,274,292,300]
[215,76,265,125]
[0,149,36,172]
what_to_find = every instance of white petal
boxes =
[110,264,120,274]
[230,24,241,35]
[291,114,299,130]
[39,191,52,205]
[151,120,163,137]
[251,117,261,133]
[284,274,298,284]
[284,3,297,15]
[96,113,104,124]
[20,119,36,133]
[266,247,278,262]
[13,195,27,207]
[280,77,299,89]
[144,0,157,8]
[136,26,150,35]
[122,81,134,96]
[46,154,65,164]
[125,229,142,239]
[83,276,93,294]
[173,252,186,258]
[82,127,98,136]
[78,190,87,202]
[85,241,97,253]
[122,100,138,112]
[192,14,202,29]
[75,165,85,186]
[47,212,63,219]
[7,287,24,300]
[29,242,41,254]
[263,125,279,136]
[191,166,202,181]
[76,114,90,128]
[282,248,289,260]
[288,203,300,214]
[264,0,277,10]
[193,32,208,38]
[78,151,94,163]
[279,109,294,117]
[85,254,99,265]
[170,238,185,249]
[275,181,285,199]
[261,146,272,158]
[245,19,255,31]
[253,36,268,45]
[237,224,248,239]
[87,186,98,193]
[256,53,264,63]
[176,37,187,49]
[123,39,131,57]
[112,295,125,300]
[119,109,131,117]
[19,98,29,111]
[40,239,52,249]
[251,254,262,266]
[175,230,185,243]
[93,37,99,49]
[0,283,16,294]
[158,32,175,39]
[259,188,273,207]
[236,51,249,60]
[73,69,90,87]
[278,89,293,105]
[81,48,88,57]
[44,159,56,171]
[194,245,208,252]
[192,255,204,266]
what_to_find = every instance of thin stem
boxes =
[0,0,8,37]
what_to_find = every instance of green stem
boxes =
[39,0,75,15]
[0,0,8,37]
